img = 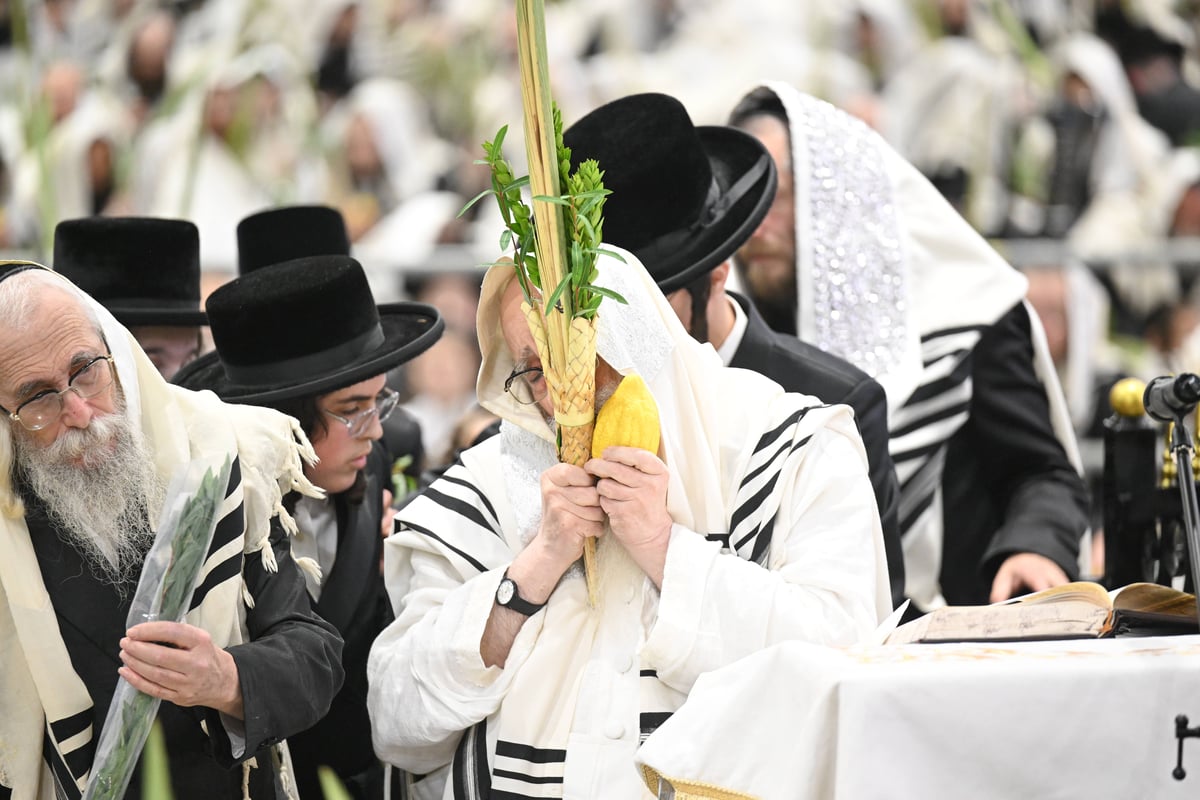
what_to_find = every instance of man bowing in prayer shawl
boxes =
[367,245,891,798]
[0,263,344,799]
[729,83,1090,612]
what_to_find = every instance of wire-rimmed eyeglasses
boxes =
[2,354,115,432]
[504,366,547,405]
[323,387,400,437]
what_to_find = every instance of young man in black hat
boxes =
[174,254,443,800]
[53,217,208,380]
[236,204,427,496]
[562,92,906,607]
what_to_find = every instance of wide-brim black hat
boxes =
[562,92,777,295]
[172,254,443,403]
[238,205,351,275]
[52,216,208,326]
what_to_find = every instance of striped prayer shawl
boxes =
[0,265,319,800]
[35,462,247,798]
[393,399,834,799]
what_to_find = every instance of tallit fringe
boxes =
[242,580,256,610]
[242,419,324,570]
[242,756,257,800]
[294,556,324,587]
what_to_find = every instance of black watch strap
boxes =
[496,570,546,616]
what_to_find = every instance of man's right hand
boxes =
[525,462,604,587]
[480,463,603,668]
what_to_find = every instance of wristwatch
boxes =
[496,570,546,616]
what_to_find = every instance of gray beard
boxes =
[15,408,164,594]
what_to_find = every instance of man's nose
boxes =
[58,389,95,428]
[362,410,384,441]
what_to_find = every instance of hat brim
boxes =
[648,126,777,295]
[172,303,443,403]
[109,306,210,327]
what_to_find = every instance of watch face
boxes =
[497,578,515,605]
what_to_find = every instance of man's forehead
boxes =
[0,293,104,388]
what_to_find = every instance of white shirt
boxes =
[292,494,338,600]
[714,294,749,366]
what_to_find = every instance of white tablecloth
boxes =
[635,636,1200,799]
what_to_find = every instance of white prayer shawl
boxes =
[368,250,890,799]
[742,83,1082,609]
[0,265,321,800]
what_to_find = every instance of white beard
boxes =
[15,404,164,592]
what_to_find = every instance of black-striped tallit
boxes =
[735,83,1081,609]
[0,268,321,800]
[368,250,891,799]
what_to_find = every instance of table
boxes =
[635,636,1200,799]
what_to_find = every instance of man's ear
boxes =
[711,261,731,292]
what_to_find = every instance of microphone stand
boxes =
[1166,414,1200,623]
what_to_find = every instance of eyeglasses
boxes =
[323,387,400,437]
[3,354,115,432]
[503,366,547,405]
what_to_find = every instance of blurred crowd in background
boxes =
[3,0,1200,486]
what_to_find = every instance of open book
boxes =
[886,582,1199,645]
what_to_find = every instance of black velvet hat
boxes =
[172,255,443,403]
[52,217,208,325]
[562,93,777,294]
[237,205,351,275]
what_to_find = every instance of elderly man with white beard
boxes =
[0,262,344,800]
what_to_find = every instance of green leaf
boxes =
[584,285,627,304]
[459,187,497,218]
[544,272,571,314]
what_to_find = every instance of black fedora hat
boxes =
[238,205,351,275]
[52,217,208,326]
[173,255,443,403]
[562,93,777,295]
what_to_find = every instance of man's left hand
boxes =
[120,621,244,719]
[585,446,673,586]
[989,552,1070,603]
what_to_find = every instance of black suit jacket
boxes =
[24,492,344,800]
[728,292,905,607]
[940,302,1089,605]
[286,442,395,799]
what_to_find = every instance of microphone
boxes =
[1143,373,1200,422]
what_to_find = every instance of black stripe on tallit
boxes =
[49,709,90,743]
[704,532,731,549]
[61,738,95,784]
[730,472,780,543]
[899,486,938,535]
[891,439,947,465]
[203,490,242,560]
[495,741,568,764]
[189,550,242,612]
[903,356,974,407]
[731,434,812,549]
[451,720,490,800]
[888,399,972,440]
[749,514,778,566]
[43,729,82,800]
[919,323,989,343]
[748,410,806,460]
[421,487,500,539]
[491,792,546,800]
[492,769,564,785]
[739,437,792,491]
[640,711,673,736]
[399,521,487,574]
[440,473,500,530]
